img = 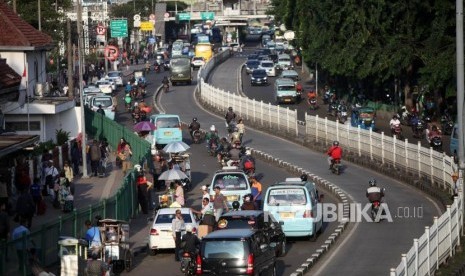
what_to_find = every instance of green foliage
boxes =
[55,129,70,146]
[32,139,56,156]
[289,0,456,95]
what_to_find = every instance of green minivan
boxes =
[170,56,192,86]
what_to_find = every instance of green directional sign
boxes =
[201,12,215,20]
[110,19,128,38]
[177,13,191,21]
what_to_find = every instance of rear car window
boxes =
[278,85,295,90]
[93,98,112,107]
[171,58,190,67]
[261,62,273,68]
[217,217,258,230]
[203,240,248,259]
[155,117,180,128]
[213,173,249,190]
[155,213,192,224]
[267,188,307,206]
[108,72,120,77]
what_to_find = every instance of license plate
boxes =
[164,131,172,136]
[280,212,295,219]
[284,99,291,102]
[226,195,239,202]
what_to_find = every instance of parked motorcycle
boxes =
[180,252,196,276]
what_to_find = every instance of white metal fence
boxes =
[197,50,463,276]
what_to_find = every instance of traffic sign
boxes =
[140,21,154,31]
[110,19,128,38]
[96,24,106,35]
[177,13,191,21]
[164,12,170,18]
[149,14,156,21]
[104,45,119,62]
[201,12,214,20]
[133,14,141,21]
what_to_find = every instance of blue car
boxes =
[350,107,375,130]
[150,114,182,146]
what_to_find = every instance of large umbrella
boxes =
[133,121,156,132]
[163,141,190,153]
[158,168,188,181]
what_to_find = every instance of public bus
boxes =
[172,39,184,57]
[194,43,213,62]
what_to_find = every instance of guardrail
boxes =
[197,50,463,276]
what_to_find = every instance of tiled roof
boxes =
[0,59,20,88]
[0,1,53,48]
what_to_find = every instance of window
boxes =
[155,117,180,128]
[155,213,192,224]
[267,188,307,206]
[203,240,247,259]
[93,98,113,107]
[5,121,41,131]
[171,58,190,67]
[278,85,295,90]
[213,173,249,190]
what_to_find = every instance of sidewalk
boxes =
[30,154,123,233]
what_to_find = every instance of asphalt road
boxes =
[207,50,442,275]
[113,63,339,276]
[239,44,452,155]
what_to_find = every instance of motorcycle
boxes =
[180,251,196,276]
[208,140,218,156]
[330,159,342,175]
[392,124,403,140]
[227,121,237,134]
[411,117,425,138]
[140,111,147,122]
[308,98,318,110]
[192,130,201,144]
[323,90,334,105]
[337,106,348,124]
[398,106,413,126]
[441,113,454,135]
[371,201,381,222]
[132,111,141,124]
[124,95,132,112]
[163,83,169,93]
[154,64,161,73]
[328,102,338,117]
[429,135,443,151]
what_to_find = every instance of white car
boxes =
[89,95,115,120]
[82,85,102,106]
[148,207,199,256]
[191,57,205,69]
[259,60,276,77]
[105,71,123,87]
[96,79,113,94]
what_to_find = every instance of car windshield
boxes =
[193,57,204,61]
[253,70,267,77]
[278,85,295,90]
[213,173,249,190]
[107,72,120,78]
[282,74,298,80]
[267,188,307,206]
[203,240,247,259]
[261,62,273,68]
[171,58,190,67]
[154,117,180,128]
[155,213,192,224]
[279,58,290,62]
[93,98,112,107]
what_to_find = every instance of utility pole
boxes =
[77,0,89,178]
[67,18,74,100]
[456,0,465,232]
[38,0,41,31]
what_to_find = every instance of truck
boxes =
[170,56,192,85]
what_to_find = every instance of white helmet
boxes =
[186,224,193,232]
[245,150,251,155]
[210,125,216,131]
[134,102,139,107]
[134,164,142,172]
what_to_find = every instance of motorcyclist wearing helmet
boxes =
[225,107,236,126]
[389,115,401,135]
[230,127,241,146]
[241,194,256,210]
[188,117,201,140]
[327,141,342,169]
[227,144,243,166]
[232,201,240,211]
[366,179,385,203]
[240,150,256,173]
[180,224,200,259]
[162,76,170,88]
[205,125,219,151]
[216,137,231,163]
